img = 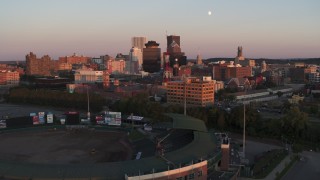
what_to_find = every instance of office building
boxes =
[131,37,147,51]
[74,69,104,84]
[26,52,57,76]
[212,62,252,81]
[143,41,161,73]
[58,53,90,64]
[0,70,19,86]
[167,77,215,107]
[166,35,187,68]
[129,47,143,73]
[106,59,126,74]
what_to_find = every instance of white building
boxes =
[234,87,293,104]
[131,37,147,51]
[309,72,320,83]
[129,47,143,73]
[74,69,104,84]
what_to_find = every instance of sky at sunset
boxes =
[1,0,319,61]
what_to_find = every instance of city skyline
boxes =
[1,0,319,61]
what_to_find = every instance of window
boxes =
[198,171,203,177]
[189,173,195,179]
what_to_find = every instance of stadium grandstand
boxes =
[0,113,238,179]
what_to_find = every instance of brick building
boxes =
[212,63,252,81]
[0,70,20,86]
[26,52,57,76]
[58,53,90,64]
[106,59,126,74]
[167,77,215,107]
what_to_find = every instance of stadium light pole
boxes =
[184,80,186,116]
[87,85,90,122]
[243,102,246,159]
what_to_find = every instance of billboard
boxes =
[0,120,6,129]
[65,112,80,125]
[127,115,144,121]
[47,112,53,124]
[38,112,45,124]
[105,112,121,126]
[96,115,104,125]
[30,112,39,125]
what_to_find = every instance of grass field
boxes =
[0,128,133,164]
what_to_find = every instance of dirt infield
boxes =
[0,129,133,164]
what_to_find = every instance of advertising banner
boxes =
[38,112,45,124]
[105,112,121,126]
[127,115,144,121]
[47,113,53,124]
[30,113,39,125]
[0,120,6,129]
[96,115,104,125]
[65,112,80,125]
[33,116,40,125]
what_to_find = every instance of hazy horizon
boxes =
[1,0,319,61]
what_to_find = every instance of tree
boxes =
[276,91,283,97]
[217,111,226,130]
[281,106,308,139]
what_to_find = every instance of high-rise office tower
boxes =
[131,37,147,51]
[129,47,142,73]
[143,41,161,73]
[167,35,181,54]
[166,35,187,68]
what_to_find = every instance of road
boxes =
[282,151,320,180]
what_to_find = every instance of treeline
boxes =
[6,87,104,112]
[111,94,320,150]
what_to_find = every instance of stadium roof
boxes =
[165,113,208,132]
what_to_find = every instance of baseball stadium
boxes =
[0,113,238,180]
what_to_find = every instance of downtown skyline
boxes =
[1,0,320,61]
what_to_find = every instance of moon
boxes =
[208,11,212,16]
